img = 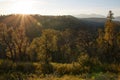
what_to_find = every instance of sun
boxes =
[10,0,35,14]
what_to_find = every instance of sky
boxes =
[0,0,120,16]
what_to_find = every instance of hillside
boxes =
[0,15,104,31]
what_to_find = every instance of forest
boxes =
[0,11,120,80]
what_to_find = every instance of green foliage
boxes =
[89,58,104,73]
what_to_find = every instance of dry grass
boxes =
[27,73,120,80]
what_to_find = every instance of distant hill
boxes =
[79,18,106,23]
[0,14,104,31]
[74,14,105,18]
[74,14,120,22]
[115,16,120,21]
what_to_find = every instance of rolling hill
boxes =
[0,14,105,31]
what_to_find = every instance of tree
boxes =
[97,11,120,63]
[104,10,116,46]
[76,30,95,57]
[0,24,29,61]
[0,23,14,60]
[60,29,76,63]
[96,29,106,59]
[97,29,105,48]
[29,29,60,63]
[11,26,30,61]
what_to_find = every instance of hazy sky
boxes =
[0,0,120,16]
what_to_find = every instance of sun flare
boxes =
[10,0,35,14]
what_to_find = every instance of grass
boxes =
[26,73,120,80]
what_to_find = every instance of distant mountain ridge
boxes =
[79,18,106,23]
[0,14,104,32]
[74,14,105,18]
[74,14,120,21]
[115,16,120,21]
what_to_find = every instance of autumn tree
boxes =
[0,23,14,60]
[104,10,116,46]
[0,24,29,61]
[12,26,30,61]
[96,11,120,63]
[96,29,106,59]
[29,29,60,63]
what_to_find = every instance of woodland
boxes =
[0,11,120,80]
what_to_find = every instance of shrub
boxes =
[1,72,26,80]
[40,63,53,74]
[0,60,14,73]
[104,64,120,73]
[88,58,104,73]
[53,64,67,75]
[52,63,83,76]
[16,62,35,73]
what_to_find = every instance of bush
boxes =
[0,60,14,73]
[33,63,53,74]
[53,63,71,75]
[0,72,26,80]
[104,64,120,73]
[40,63,53,74]
[16,62,36,73]
[88,58,104,73]
[0,60,54,75]
[72,62,89,74]
[52,63,87,76]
